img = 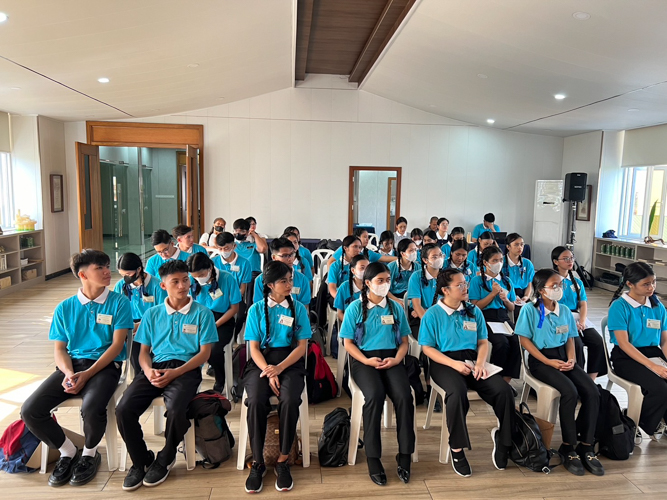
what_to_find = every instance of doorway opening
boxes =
[348,166,402,235]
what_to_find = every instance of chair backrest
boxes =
[208,248,221,259]
[600,315,615,375]
[367,233,379,251]
[402,294,410,318]
[260,252,266,272]
[318,256,331,282]
[312,249,333,275]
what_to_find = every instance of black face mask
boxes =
[123,273,138,284]
[235,233,247,241]
[214,226,224,232]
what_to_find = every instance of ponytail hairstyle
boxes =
[420,243,440,285]
[410,227,423,240]
[610,261,658,307]
[480,246,511,292]
[379,230,395,255]
[352,227,370,259]
[347,254,370,302]
[357,262,399,346]
[503,233,525,279]
[396,238,416,278]
[449,226,465,242]
[431,268,476,318]
[187,252,218,298]
[209,217,225,236]
[551,246,581,304]
[117,252,147,298]
[447,239,470,274]
[530,269,560,328]
[476,231,496,267]
[341,234,362,270]
[261,261,297,348]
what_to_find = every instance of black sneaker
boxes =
[491,427,507,470]
[143,457,175,487]
[559,445,585,476]
[48,450,80,487]
[451,450,472,477]
[70,451,101,486]
[122,451,155,491]
[245,462,267,494]
[275,461,293,492]
[576,445,604,476]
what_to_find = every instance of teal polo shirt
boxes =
[608,293,667,348]
[245,298,311,348]
[469,274,516,310]
[339,298,410,351]
[419,301,487,352]
[515,302,578,350]
[190,268,242,314]
[145,248,190,281]
[113,273,167,321]
[212,253,252,289]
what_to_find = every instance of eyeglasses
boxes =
[276,253,296,260]
[544,283,565,290]
[558,257,575,263]
[637,281,657,289]
[156,244,172,256]
[447,282,469,291]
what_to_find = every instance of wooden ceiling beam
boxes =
[295,0,314,81]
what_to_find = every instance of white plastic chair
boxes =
[326,304,337,353]
[223,341,234,406]
[336,317,345,397]
[519,346,560,423]
[347,359,418,465]
[40,335,135,474]
[312,249,334,279]
[236,345,311,470]
[600,316,644,428]
[402,295,421,358]
[367,233,379,252]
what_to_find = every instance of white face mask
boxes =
[544,288,563,302]
[221,249,233,259]
[414,240,422,247]
[353,269,365,280]
[195,272,211,285]
[404,252,417,263]
[369,282,390,297]
[488,262,503,275]
[431,257,444,269]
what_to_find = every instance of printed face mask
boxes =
[369,282,390,297]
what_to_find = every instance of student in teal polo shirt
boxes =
[387,239,420,300]
[441,226,465,260]
[211,232,252,296]
[113,252,166,374]
[471,213,500,242]
[172,224,207,255]
[340,262,414,486]
[503,233,535,323]
[283,231,314,282]
[188,252,241,393]
[335,254,369,323]
[608,262,667,438]
[406,243,443,334]
[242,261,311,494]
[145,229,190,280]
[469,246,519,384]
[22,250,133,488]
[116,260,217,491]
[329,227,396,265]
[233,218,267,275]
[253,237,312,308]
[467,231,497,277]
[447,240,473,283]
[419,268,514,477]
[327,235,362,301]
[516,269,602,477]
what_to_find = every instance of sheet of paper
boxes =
[571,312,595,329]
[488,321,514,335]
[465,360,503,380]
[648,357,667,368]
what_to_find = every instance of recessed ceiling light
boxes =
[487,119,495,124]
[477,73,488,79]
[628,108,639,112]
[0,12,8,23]
[187,63,199,68]
[554,94,566,100]
[573,11,591,21]
[10,87,20,90]
[98,77,110,83]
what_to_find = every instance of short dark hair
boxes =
[172,224,192,238]
[245,216,257,225]
[437,217,449,225]
[215,232,235,247]
[151,229,172,246]
[270,237,295,254]
[233,218,250,231]
[158,259,188,279]
[484,213,496,223]
[70,249,110,276]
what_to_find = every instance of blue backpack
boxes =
[0,420,41,473]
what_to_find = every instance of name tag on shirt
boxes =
[381,315,394,325]
[556,325,569,335]
[292,287,300,295]
[570,284,578,293]
[647,319,661,329]
[230,265,240,272]
[183,324,198,334]
[143,296,154,303]
[96,313,113,325]
[279,315,294,327]
[210,288,223,300]
[463,321,477,331]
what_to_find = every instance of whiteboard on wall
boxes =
[532,180,565,269]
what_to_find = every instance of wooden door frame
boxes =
[86,121,205,233]
[76,143,103,251]
[386,176,397,229]
[348,166,402,234]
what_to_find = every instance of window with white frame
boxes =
[0,152,15,229]
[618,165,667,239]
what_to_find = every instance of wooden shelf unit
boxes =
[0,229,45,297]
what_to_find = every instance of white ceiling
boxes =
[363,0,667,136]
[0,0,293,121]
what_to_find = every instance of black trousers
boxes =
[529,346,599,444]
[21,358,121,449]
[116,360,202,468]
[210,312,236,392]
[572,326,607,376]
[611,345,667,434]
[243,348,306,463]
[350,349,415,458]
[482,308,521,379]
[429,350,514,450]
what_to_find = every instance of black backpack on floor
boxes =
[510,403,560,473]
[186,390,235,469]
[591,385,636,460]
[318,408,350,467]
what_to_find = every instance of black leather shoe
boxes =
[576,444,605,476]
[395,454,411,483]
[69,451,101,486]
[370,471,387,486]
[48,451,80,487]
[367,458,386,486]
[559,445,585,477]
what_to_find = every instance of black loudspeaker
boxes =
[564,172,587,202]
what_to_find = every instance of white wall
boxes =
[61,81,565,256]
[37,116,70,275]
[561,131,603,269]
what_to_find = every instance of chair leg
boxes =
[423,389,437,430]
[40,441,49,474]
[411,389,418,463]
[627,386,644,429]
[336,336,345,397]
[105,401,119,471]
[605,379,613,392]
[119,439,128,472]
[348,391,363,466]
[237,391,249,470]
[224,343,234,407]
[154,405,165,435]
[520,381,530,404]
[299,385,310,468]
[440,406,450,464]
[185,419,196,471]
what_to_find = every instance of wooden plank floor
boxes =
[1,274,667,499]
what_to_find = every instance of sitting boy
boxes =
[21,249,133,487]
[116,260,217,490]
